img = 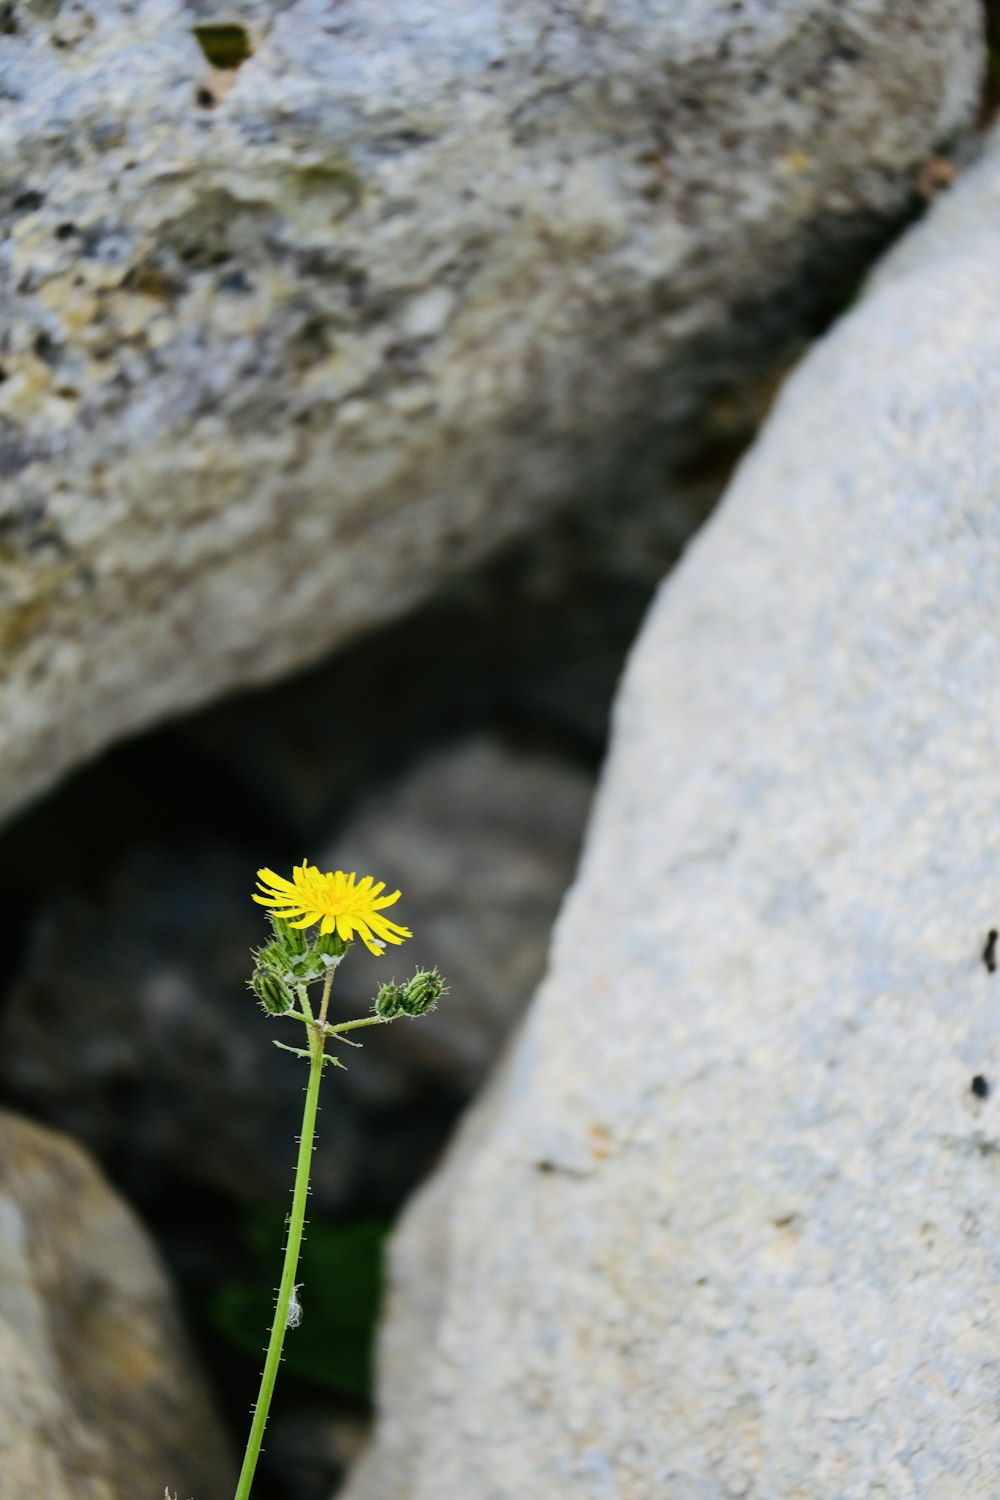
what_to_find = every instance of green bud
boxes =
[400,968,446,1016]
[374,981,405,1019]
[250,967,296,1016]
[255,940,288,974]
[270,915,310,956]
[262,916,348,982]
[255,917,348,986]
[315,928,349,961]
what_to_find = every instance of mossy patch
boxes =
[192,23,252,71]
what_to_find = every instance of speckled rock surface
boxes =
[0,0,983,826]
[0,1108,234,1500]
[345,123,1000,1500]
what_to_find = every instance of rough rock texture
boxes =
[0,1108,234,1500]
[345,125,1000,1500]
[0,737,591,1212]
[0,0,983,826]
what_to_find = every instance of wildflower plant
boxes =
[227,861,446,1500]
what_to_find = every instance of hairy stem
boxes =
[325,1014,392,1036]
[232,969,334,1500]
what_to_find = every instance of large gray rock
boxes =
[0,1109,234,1500]
[0,0,983,826]
[346,124,1000,1500]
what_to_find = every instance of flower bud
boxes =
[255,940,288,975]
[315,928,349,961]
[374,981,405,1019]
[251,967,295,1016]
[270,916,310,956]
[400,968,446,1016]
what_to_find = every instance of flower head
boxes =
[253,861,411,956]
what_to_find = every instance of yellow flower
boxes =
[253,861,412,955]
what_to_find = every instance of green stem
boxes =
[232,977,330,1500]
[325,1014,392,1036]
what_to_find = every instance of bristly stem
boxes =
[326,1014,392,1036]
[232,968,334,1500]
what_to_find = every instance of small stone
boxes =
[0,1109,234,1499]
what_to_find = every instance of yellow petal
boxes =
[371,888,401,911]
[257,867,299,894]
[355,922,385,956]
[252,894,301,912]
[368,912,412,941]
